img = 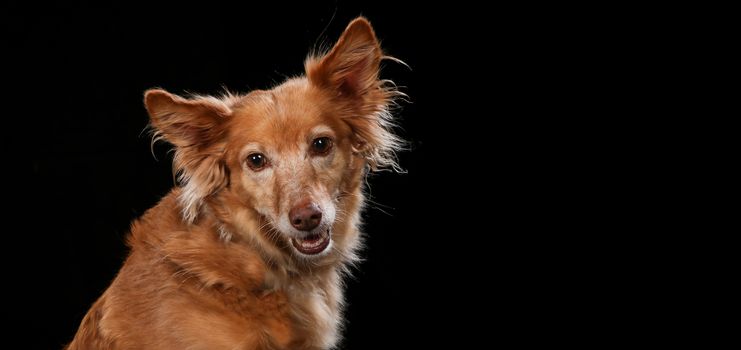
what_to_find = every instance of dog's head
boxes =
[144,18,402,266]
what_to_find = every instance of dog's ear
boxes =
[306,17,382,98]
[306,17,404,171]
[144,89,231,148]
[144,89,232,223]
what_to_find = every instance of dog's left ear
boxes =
[306,17,404,171]
[306,17,382,98]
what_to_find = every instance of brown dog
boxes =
[67,17,403,349]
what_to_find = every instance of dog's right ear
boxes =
[144,89,233,223]
[144,89,231,149]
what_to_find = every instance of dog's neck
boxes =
[151,190,354,348]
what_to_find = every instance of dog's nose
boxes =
[289,201,322,231]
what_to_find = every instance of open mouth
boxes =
[291,229,331,255]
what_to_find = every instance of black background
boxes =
[0,1,591,349]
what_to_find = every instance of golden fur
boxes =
[67,17,402,350]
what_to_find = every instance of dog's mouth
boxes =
[291,229,331,255]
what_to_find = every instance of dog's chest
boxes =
[252,275,341,349]
[286,280,340,349]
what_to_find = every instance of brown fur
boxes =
[67,17,402,350]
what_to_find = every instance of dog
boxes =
[67,17,403,350]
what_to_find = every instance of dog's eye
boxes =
[246,153,267,170]
[311,137,333,155]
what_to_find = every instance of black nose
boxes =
[289,201,322,231]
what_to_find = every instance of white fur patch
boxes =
[179,179,203,223]
[217,225,232,242]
